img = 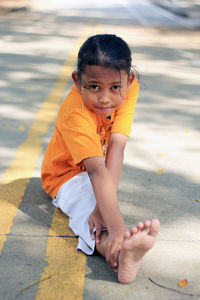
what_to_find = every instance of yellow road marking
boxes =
[0,24,100,300]
[0,25,91,252]
[0,46,76,253]
[0,179,29,254]
[36,26,99,300]
[36,209,86,300]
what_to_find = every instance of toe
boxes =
[149,219,160,237]
[137,222,144,231]
[144,220,151,232]
[124,231,131,240]
[130,227,137,236]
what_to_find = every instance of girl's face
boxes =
[72,65,134,118]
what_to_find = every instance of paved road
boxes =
[0,0,200,299]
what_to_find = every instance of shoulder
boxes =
[59,85,83,114]
[56,85,98,131]
[125,78,140,101]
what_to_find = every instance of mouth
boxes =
[97,107,112,112]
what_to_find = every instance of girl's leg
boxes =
[95,231,108,257]
[53,173,97,255]
[95,219,160,284]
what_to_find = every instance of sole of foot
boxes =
[118,219,160,284]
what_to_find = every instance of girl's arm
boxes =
[105,132,128,190]
[88,133,128,242]
[83,156,127,266]
[84,156,125,230]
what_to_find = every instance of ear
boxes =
[127,72,135,90]
[72,71,81,90]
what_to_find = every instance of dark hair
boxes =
[77,34,133,78]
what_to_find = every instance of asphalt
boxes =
[0,1,200,299]
[151,0,200,18]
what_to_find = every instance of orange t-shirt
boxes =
[41,79,139,198]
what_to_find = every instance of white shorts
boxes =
[52,172,97,255]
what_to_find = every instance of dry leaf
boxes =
[2,123,9,127]
[155,168,164,175]
[178,279,188,287]
[18,125,25,131]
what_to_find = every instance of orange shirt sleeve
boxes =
[111,79,139,137]
[57,108,104,165]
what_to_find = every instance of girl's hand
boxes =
[105,228,126,269]
[88,205,105,244]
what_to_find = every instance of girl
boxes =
[41,34,160,284]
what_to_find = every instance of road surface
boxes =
[0,0,200,299]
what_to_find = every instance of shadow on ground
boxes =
[0,156,199,284]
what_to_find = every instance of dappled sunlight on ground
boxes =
[0,2,200,298]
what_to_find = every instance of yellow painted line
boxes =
[36,26,101,300]
[0,25,91,254]
[0,24,101,300]
[36,209,86,300]
[0,178,29,254]
[0,46,75,254]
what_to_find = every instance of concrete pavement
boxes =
[0,0,200,299]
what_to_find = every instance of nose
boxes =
[98,91,110,104]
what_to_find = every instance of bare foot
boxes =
[118,219,160,284]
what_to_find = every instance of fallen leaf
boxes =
[2,123,9,127]
[155,168,164,175]
[184,129,189,133]
[195,199,200,203]
[18,125,25,131]
[178,279,188,287]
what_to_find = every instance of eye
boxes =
[111,85,121,91]
[81,80,100,90]
[89,85,100,90]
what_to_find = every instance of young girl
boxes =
[41,34,160,284]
